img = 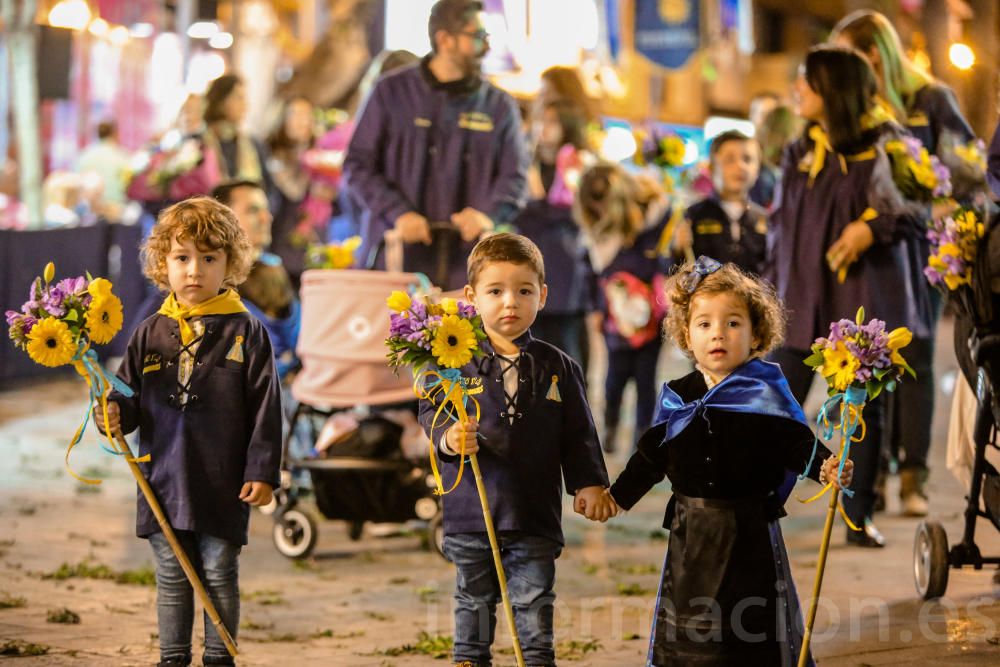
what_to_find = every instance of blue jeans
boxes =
[149,531,241,665]
[442,532,562,666]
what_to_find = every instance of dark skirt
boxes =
[648,493,813,667]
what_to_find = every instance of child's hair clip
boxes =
[681,256,723,293]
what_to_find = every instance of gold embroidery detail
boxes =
[546,375,562,402]
[226,335,245,363]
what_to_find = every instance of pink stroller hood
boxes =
[293,269,422,407]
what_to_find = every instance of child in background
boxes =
[675,130,768,275]
[515,98,594,369]
[212,179,301,380]
[574,163,672,453]
[96,197,282,667]
[420,233,613,667]
[607,258,853,666]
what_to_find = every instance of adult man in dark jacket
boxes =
[344,0,529,290]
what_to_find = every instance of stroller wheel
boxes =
[273,509,317,560]
[428,512,446,560]
[914,520,949,599]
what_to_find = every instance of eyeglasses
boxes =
[455,29,489,42]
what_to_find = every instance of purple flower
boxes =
[410,300,427,321]
[389,313,416,337]
[55,276,88,296]
[827,319,856,343]
[4,310,21,327]
[458,302,477,319]
[41,286,67,317]
[854,367,873,383]
[21,315,37,334]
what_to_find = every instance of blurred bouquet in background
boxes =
[305,236,361,270]
[925,206,986,292]
[885,136,951,202]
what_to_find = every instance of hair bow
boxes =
[681,256,723,293]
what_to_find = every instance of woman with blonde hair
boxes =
[831,9,975,516]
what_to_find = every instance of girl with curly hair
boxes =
[606,257,853,666]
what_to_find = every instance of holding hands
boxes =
[574,486,618,523]
[821,456,854,490]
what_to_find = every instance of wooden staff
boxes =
[112,432,238,658]
[468,452,525,667]
[797,430,849,667]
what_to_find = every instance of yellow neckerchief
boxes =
[806,125,848,187]
[158,289,248,346]
[861,98,898,130]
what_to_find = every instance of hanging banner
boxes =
[634,0,701,70]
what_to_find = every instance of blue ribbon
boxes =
[654,358,807,443]
[798,384,867,497]
[681,255,723,293]
[72,339,135,457]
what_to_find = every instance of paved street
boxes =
[1,314,999,665]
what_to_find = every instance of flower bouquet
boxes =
[305,235,362,270]
[938,133,987,201]
[5,263,238,656]
[925,206,985,292]
[884,136,952,202]
[6,263,130,483]
[633,127,687,169]
[384,290,525,666]
[796,307,913,666]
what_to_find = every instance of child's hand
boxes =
[822,457,854,490]
[574,486,618,522]
[240,481,274,506]
[445,418,479,455]
[93,401,120,435]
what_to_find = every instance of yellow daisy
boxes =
[88,277,114,299]
[820,342,860,392]
[86,294,124,344]
[386,290,411,313]
[887,326,912,368]
[431,315,478,369]
[440,298,459,315]
[27,317,76,367]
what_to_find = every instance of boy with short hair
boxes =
[675,130,768,275]
[97,196,282,667]
[420,233,614,667]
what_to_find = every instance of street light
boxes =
[48,0,92,31]
[948,42,975,70]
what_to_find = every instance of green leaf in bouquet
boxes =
[873,367,891,380]
[64,310,79,322]
[803,351,825,368]
[855,307,865,326]
[866,380,883,401]
[85,271,94,283]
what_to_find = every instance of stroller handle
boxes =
[971,332,1000,367]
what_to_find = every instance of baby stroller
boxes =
[914,203,1000,599]
[271,269,446,560]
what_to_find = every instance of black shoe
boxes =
[846,519,886,548]
[157,659,191,667]
[202,658,235,666]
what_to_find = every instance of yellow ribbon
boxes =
[66,341,150,485]
[414,370,483,496]
[798,401,867,532]
[831,207,880,284]
[807,125,848,187]
[157,289,248,346]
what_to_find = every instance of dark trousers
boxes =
[885,335,935,472]
[771,347,884,525]
[605,340,662,444]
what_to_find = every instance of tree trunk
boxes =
[2,0,43,228]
